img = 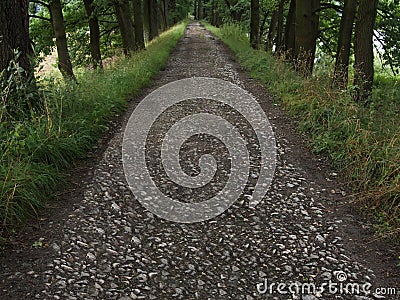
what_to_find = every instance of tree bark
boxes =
[333,0,356,88]
[259,10,269,41]
[133,0,145,49]
[143,0,150,40]
[198,0,203,20]
[114,0,136,55]
[0,0,38,115]
[211,0,218,26]
[83,0,102,68]
[284,0,296,58]
[250,0,260,49]
[159,0,168,31]
[170,0,178,24]
[353,0,378,102]
[0,0,33,77]
[294,0,320,76]
[275,0,285,53]
[49,0,76,81]
[223,0,240,21]
[147,0,159,40]
[194,0,198,20]
[164,0,169,29]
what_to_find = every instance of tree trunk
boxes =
[114,0,136,55]
[194,0,198,19]
[163,0,168,29]
[250,0,260,49]
[353,0,378,102]
[294,0,320,76]
[211,0,217,26]
[143,0,150,41]
[0,0,33,77]
[83,0,102,68]
[275,0,285,53]
[159,0,168,31]
[133,0,145,49]
[148,0,159,40]
[266,10,277,51]
[333,0,356,88]
[0,0,38,115]
[203,0,209,19]
[49,0,76,81]
[198,0,203,20]
[224,0,239,21]
[284,0,296,59]
[259,11,269,42]
[170,0,178,24]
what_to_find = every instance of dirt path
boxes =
[1,22,399,300]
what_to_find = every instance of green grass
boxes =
[0,22,187,232]
[205,22,400,240]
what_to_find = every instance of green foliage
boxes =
[203,0,400,78]
[29,2,54,60]
[207,23,400,238]
[318,2,341,58]
[203,0,250,25]
[376,0,400,74]
[61,1,93,66]
[0,51,40,121]
[29,0,192,68]
[29,0,119,66]
[219,22,249,43]
[260,0,280,11]
[0,22,186,231]
[169,0,193,24]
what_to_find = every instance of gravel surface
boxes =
[1,22,399,300]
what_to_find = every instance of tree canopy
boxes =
[0,0,399,112]
[200,0,400,101]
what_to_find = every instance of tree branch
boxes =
[100,26,119,38]
[30,0,50,8]
[318,25,339,33]
[373,31,385,47]
[65,18,86,27]
[377,8,396,19]
[318,35,335,57]
[317,3,342,13]
[29,14,51,21]
[98,19,119,24]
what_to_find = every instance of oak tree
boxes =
[250,0,260,49]
[333,0,357,88]
[49,0,76,81]
[83,0,102,68]
[354,0,378,102]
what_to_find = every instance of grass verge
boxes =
[205,22,400,240]
[0,22,187,235]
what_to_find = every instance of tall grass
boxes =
[0,22,187,232]
[206,23,400,239]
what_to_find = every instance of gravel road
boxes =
[1,22,398,300]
